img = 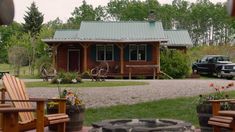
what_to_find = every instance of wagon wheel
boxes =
[99,61,109,73]
[98,62,109,81]
[39,63,56,81]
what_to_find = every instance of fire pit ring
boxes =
[91,119,194,132]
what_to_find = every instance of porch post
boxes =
[52,43,61,69]
[120,45,124,74]
[115,44,125,75]
[80,43,89,72]
[156,43,160,77]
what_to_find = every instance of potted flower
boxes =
[47,78,85,131]
[196,82,234,132]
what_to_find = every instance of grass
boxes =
[84,97,198,126]
[84,91,235,127]
[25,81,148,88]
[0,63,39,79]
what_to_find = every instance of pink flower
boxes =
[209,83,214,87]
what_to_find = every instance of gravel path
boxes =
[25,79,235,108]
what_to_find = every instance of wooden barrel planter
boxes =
[47,103,85,131]
[196,103,213,132]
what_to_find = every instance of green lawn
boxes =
[84,91,235,127]
[85,97,198,126]
[25,81,148,88]
[0,63,39,79]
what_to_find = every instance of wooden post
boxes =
[115,44,125,75]
[51,44,61,70]
[80,44,89,72]
[2,112,19,132]
[1,88,6,104]
[156,43,160,79]
[211,102,220,116]
[153,68,156,79]
[129,67,132,80]
[120,46,124,74]
[58,100,66,132]
[36,101,45,132]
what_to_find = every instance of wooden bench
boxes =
[208,100,235,132]
[126,65,159,79]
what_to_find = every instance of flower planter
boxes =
[46,104,85,131]
[196,103,213,132]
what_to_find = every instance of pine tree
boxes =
[23,2,44,37]
[23,2,44,75]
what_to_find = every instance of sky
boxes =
[14,0,227,23]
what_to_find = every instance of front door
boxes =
[68,49,80,72]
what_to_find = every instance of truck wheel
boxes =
[192,68,198,74]
[217,71,222,78]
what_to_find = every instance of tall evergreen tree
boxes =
[22,2,44,75]
[23,2,44,37]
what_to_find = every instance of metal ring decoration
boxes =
[0,0,14,25]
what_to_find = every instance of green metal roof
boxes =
[43,21,193,46]
[164,30,193,47]
[44,21,168,43]
[54,30,79,39]
[77,21,167,42]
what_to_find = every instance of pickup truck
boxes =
[192,55,235,79]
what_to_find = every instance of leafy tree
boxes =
[46,17,63,29]
[0,22,22,63]
[68,0,96,25]
[95,6,107,21]
[7,33,31,76]
[22,2,44,75]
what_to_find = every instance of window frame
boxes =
[129,44,147,61]
[96,44,114,61]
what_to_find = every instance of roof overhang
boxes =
[160,43,193,48]
[42,38,168,44]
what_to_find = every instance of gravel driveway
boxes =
[24,79,235,108]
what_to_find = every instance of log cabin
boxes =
[43,21,192,79]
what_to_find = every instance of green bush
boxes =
[160,49,190,79]
[51,71,82,84]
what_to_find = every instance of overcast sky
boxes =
[14,0,227,23]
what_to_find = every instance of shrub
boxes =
[160,49,190,79]
[51,71,82,84]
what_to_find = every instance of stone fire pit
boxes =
[90,119,194,132]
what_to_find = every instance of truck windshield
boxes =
[218,56,230,61]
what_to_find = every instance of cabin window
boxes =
[129,44,146,61]
[96,45,114,61]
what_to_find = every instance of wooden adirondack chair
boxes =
[208,99,235,132]
[0,74,69,132]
